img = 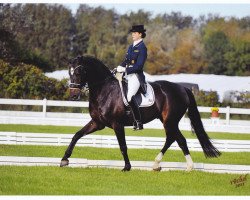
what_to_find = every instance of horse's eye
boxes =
[70,67,74,75]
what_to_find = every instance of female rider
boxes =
[116,25,147,130]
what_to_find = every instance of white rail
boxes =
[1,156,250,174]
[1,132,250,152]
[0,98,249,133]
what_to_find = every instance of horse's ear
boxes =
[77,55,84,63]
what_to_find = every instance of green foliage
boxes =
[201,18,250,76]
[0,28,23,62]
[162,11,194,29]
[224,41,250,76]
[222,90,250,108]
[195,90,220,107]
[204,31,231,74]
[1,4,249,76]
[1,4,74,71]
[0,59,69,100]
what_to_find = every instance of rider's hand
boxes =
[117,66,126,73]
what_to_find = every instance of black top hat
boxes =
[129,25,146,33]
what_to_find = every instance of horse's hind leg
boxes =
[60,120,104,167]
[153,124,176,171]
[176,129,194,172]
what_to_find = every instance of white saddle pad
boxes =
[120,83,155,107]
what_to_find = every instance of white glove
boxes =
[116,66,126,73]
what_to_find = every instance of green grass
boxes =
[0,124,250,140]
[0,166,249,195]
[1,144,250,165]
[1,124,250,196]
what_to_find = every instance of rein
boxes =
[71,75,114,95]
[69,61,115,94]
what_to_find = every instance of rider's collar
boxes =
[133,39,143,47]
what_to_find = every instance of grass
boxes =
[0,124,250,140]
[1,125,249,195]
[0,166,249,195]
[1,144,250,165]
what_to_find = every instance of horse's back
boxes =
[154,80,189,96]
[152,80,190,114]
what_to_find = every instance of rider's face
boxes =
[131,32,142,41]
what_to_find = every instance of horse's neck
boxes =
[88,77,118,103]
[85,59,115,99]
[87,72,112,88]
[86,63,111,85]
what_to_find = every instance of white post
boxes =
[57,137,61,146]
[43,98,47,117]
[226,106,230,125]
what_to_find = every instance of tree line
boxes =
[1,3,249,75]
[0,3,249,109]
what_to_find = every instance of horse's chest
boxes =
[89,105,108,123]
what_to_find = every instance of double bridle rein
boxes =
[69,65,114,92]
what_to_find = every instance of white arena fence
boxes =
[1,156,250,174]
[0,98,249,133]
[1,132,250,152]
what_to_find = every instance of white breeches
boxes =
[125,73,140,102]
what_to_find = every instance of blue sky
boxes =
[65,3,250,18]
[3,0,250,18]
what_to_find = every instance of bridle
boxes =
[69,64,115,93]
[69,65,87,90]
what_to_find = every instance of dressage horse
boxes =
[60,55,221,171]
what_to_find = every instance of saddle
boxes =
[115,73,155,107]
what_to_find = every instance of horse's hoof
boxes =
[153,167,162,171]
[186,165,194,172]
[121,168,131,172]
[186,167,193,172]
[121,164,131,172]
[60,159,69,167]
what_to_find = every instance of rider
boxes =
[116,25,147,130]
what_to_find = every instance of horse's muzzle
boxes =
[69,88,81,101]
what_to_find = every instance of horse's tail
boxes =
[185,88,221,158]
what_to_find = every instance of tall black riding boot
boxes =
[129,96,143,131]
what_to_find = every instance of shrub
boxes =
[0,59,69,100]
[194,90,220,107]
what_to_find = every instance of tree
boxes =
[145,43,170,74]
[204,31,230,74]
[0,28,23,63]
[224,41,250,75]
[169,28,207,74]
[162,11,194,29]
[1,3,250,76]
[1,4,75,71]
[0,7,52,72]
[239,16,250,30]
[195,90,220,107]
[75,5,119,68]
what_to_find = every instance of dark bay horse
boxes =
[60,55,221,171]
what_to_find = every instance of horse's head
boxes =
[68,56,87,101]
[68,55,114,100]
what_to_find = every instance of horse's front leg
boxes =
[60,120,104,167]
[112,122,131,171]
